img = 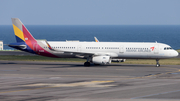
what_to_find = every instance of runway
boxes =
[0,60,180,101]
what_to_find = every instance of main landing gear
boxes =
[84,62,90,66]
[84,57,91,66]
[156,59,160,67]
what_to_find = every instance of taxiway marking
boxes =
[22,81,115,87]
[0,81,115,94]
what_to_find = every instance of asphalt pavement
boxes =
[0,60,180,101]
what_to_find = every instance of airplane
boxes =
[9,18,179,67]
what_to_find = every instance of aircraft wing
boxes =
[45,40,95,56]
[45,41,118,57]
[58,50,94,56]
[51,49,118,57]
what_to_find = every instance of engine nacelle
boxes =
[111,59,126,62]
[92,56,111,65]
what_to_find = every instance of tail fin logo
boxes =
[25,38,28,40]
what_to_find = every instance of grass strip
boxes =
[0,55,85,62]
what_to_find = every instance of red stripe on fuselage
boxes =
[35,44,59,58]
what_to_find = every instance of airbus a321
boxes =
[9,18,179,67]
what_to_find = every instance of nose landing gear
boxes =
[156,59,160,67]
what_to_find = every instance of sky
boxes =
[0,0,180,25]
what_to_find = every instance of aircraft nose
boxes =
[173,50,179,57]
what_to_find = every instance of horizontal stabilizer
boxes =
[8,43,27,49]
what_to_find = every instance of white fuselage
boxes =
[38,41,179,59]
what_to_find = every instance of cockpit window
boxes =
[164,47,172,50]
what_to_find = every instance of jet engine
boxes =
[92,56,111,65]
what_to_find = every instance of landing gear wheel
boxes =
[156,64,160,67]
[156,59,160,67]
[84,62,90,66]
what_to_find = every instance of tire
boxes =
[156,64,160,67]
[84,62,90,66]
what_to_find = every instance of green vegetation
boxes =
[176,49,180,53]
[0,55,179,65]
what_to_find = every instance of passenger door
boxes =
[33,43,38,52]
[154,45,159,54]
[77,45,81,52]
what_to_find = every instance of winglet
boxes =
[94,37,99,42]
